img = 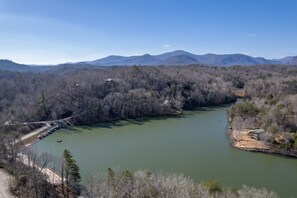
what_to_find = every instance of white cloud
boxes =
[247,34,256,37]
[163,44,171,48]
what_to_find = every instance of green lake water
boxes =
[32,106,297,197]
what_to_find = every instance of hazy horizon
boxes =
[1,49,296,66]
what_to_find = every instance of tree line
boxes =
[2,64,296,129]
[83,168,278,198]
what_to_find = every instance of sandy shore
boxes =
[20,154,62,184]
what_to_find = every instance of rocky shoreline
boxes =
[229,129,297,158]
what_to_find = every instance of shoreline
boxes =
[229,129,297,158]
[19,153,62,184]
[18,124,64,184]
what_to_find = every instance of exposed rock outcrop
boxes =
[230,129,297,158]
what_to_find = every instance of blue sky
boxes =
[0,0,297,64]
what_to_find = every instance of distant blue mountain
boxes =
[0,59,94,72]
[155,50,198,60]
[90,54,160,66]
[89,50,296,66]
[1,51,297,72]
[289,56,297,65]
[0,59,33,72]
[275,56,297,65]
[160,54,199,65]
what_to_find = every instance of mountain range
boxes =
[89,50,297,66]
[1,50,297,72]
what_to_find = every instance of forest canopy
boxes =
[0,64,296,132]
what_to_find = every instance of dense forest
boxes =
[228,65,297,154]
[1,64,297,197]
[0,65,238,127]
[0,64,296,127]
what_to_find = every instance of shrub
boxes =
[202,180,222,193]
[293,134,297,149]
[237,185,279,198]
[84,169,279,198]
[229,101,259,119]
[268,125,278,133]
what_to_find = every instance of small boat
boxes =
[57,139,62,143]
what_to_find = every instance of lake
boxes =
[33,106,297,197]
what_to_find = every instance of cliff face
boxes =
[230,129,270,151]
[230,129,297,158]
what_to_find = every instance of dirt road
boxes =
[0,169,14,198]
